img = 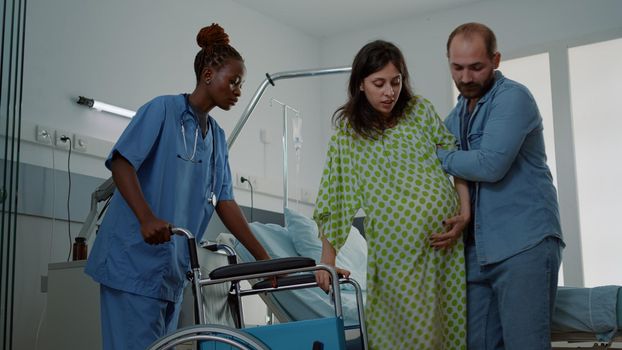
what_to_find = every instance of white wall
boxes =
[568,38,622,287]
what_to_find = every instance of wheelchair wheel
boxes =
[147,324,270,350]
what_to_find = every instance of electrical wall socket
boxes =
[73,134,88,152]
[55,129,72,150]
[35,125,54,145]
[236,173,259,188]
[259,129,270,144]
[230,169,318,204]
[25,122,114,158]
[300,189,315,203]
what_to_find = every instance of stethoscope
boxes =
[179,94,218,207]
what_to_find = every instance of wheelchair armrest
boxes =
[251,272,346,289]
[252,273,316,289]
[209,257,315,280]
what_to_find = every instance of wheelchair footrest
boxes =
[209,257,315,280]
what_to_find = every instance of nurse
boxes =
[85,23,271,350]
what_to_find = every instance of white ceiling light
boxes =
[77,96,135,119]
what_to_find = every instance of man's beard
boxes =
[457,74,494,99]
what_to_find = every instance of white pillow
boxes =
[284,208,322,263]
[335,226,367,291]
[284,208,367,291]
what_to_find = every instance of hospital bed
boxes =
[551,286,622,349]
[217,208,622,350]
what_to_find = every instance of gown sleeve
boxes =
[313,132,361,252]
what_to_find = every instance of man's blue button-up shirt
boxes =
[437,71,563,265]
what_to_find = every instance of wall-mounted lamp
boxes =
[77,96,135,119]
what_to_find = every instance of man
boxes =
[436,22,564,349]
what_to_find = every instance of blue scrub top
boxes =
[85,94,234,302]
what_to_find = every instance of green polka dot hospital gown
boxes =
[314,97,466,349]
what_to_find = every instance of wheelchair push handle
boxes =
[171,227,200,270]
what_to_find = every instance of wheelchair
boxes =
[147,227,367,350]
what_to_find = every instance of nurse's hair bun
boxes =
[193,23,242,80]
[197,23,229,48]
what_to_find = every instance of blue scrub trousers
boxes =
[466,237,562,350]
[100,285,183,350]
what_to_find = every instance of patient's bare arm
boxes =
[316,237,351,292]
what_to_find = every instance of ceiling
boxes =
[232,0,484,38]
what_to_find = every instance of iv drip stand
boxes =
[270,98,300,210]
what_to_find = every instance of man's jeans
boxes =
[466,237,562,350]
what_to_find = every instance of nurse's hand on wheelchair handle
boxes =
[315,267,351,293]
[140,215,172,245]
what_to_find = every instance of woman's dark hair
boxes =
[333,40,414,139]
[194,23,243,82]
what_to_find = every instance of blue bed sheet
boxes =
[552,286,621,342]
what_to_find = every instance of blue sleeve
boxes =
[219,153,234,201]
[105,98,166,171]
[436,88,541,182]
[422,99,457,151]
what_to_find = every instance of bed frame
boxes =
[552,332,622,349]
